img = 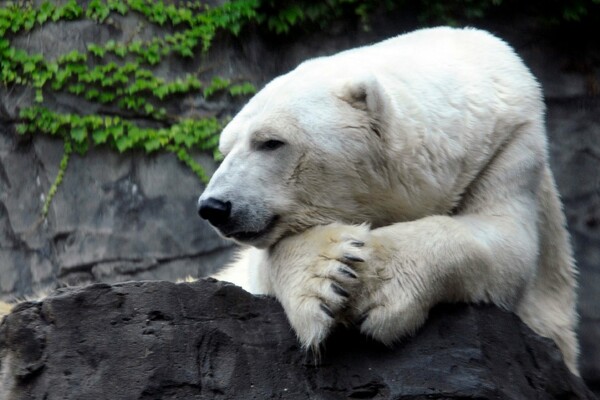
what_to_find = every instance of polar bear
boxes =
[201,26,578,374]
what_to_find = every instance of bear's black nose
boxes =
[198,197,232,227]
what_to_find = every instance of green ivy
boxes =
[17,106,221,155]
[41,138,72,218]
[1,0,265,218]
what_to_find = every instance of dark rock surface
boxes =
[0,279,596,400]
[546,97,600,391]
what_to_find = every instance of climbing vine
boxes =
[1,0,598,218]
[1,0,268,217]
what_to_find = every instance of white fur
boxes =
[0,302,11,317]
[0,286,56,318]
[203,27,578,374]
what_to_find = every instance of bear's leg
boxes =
[352,127,544,345]
[353,212,539,344]
[352,122,577,374]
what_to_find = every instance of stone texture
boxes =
[0,279,596,400]
[545,97,600,391]
[0,125,235,298]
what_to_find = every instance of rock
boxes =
[545,97,600,390]
[0,280,596,400]
[0,126,236,299]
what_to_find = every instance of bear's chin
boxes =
[224,216,280,248]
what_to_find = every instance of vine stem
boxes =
[170,146,209,184]
[41,137,72,218]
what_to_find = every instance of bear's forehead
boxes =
[220,109,301,147]
[218,61,358,154]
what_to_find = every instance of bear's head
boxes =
[198,65,405,248]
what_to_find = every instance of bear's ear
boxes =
[337,75,389,138]
[337,75,387,116]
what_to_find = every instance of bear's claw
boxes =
[342,253,364,263]
[338,266,358,279]
[320,303,335,319]
[356,311,370,327]
[331,282,349,298]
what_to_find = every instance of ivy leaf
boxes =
[99,92,116,103]
[23,62,36,73]
[87,0,110,22]
[182,134,195,148]
[37,1,55,25]
[47,62,59,74]
[85,88,100,100]
[51,7,63,22]
[71,126,87,143]
[281,5,303,25]
[105,40,116,51]
[68,84,85,94]
[213,148,224,161]
[114,45,126,58]
[109,0,128,15]
[35,89,44,103]
[73,140,89,155]
[229,82,256,96]
[154,85,168,99]
[88,44,106,57]
[144,138,161,152]
[110,124,124,139]
[128,40,142,53]
[92,129,109,144]
[116,136,133,152]
[179,47,194,58]
[16,124,28,135]
[146,49,161,65]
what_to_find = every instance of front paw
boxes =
[357,300,429,345]
[270,223,371,352]
[354,265,431,345]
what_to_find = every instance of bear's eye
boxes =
[258,139,285,151]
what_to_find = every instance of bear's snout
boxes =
[197,193,280,246]
[198,197,232,228]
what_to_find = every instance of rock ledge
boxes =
[0,279,595,399]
